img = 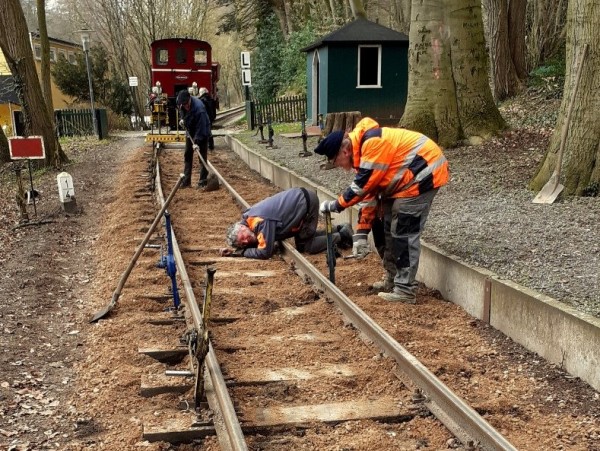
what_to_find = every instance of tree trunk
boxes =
[0,124,9,164]
[349,0,366,19]
[400,0,505,147]
[0,0,66,168]
[530,0,600,197]
[487,0,522,100]
[508,0,527,80]
[36,0,54,120]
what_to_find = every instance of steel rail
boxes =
[282,243,517,451]
[154,159,247,451]
[200,154,517,451]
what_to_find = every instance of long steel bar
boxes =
[154,159,247,451]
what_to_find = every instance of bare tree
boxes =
[349,0,366,18]
[400,0,505,148]
[36,0,54,119]
[0,0,66,167]
[486,0,524,100]
[530,0,600,197]
[527,0,567,70]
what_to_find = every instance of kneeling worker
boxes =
[220,187,353,259]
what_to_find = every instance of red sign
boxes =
[8,136,46,160]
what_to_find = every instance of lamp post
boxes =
[77,28,98,138]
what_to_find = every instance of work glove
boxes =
[192,144,199,152]
[352,233,370,259]
[319,200,341,214]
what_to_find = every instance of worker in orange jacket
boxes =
[315,117,449,303]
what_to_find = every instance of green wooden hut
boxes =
[302,18,409,126]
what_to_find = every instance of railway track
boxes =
[128,141,518,450]
[213,105,246,129]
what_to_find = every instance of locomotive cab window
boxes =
[176,47,187,64]
[156,48,168,65]
[194,50,207,65]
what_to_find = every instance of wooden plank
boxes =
[214,333,340,351]
[244,398,411,428]
[230,363,356,385]
[140,372,193,397]
[216,270,281,279]
[139,347,187,363]
[143,421,215,443]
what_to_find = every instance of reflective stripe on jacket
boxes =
[337,117,449,233]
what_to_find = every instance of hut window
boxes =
[357,45,381,87]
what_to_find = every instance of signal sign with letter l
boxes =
[242,69,252,86]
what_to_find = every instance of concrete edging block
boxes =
[416,242,495,320]
[490,278,600,391]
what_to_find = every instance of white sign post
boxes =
[240,51,251,69]
[242,69,252,87]
[241,52,251,87]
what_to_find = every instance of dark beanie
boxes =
[176,90,191,106]
[314,130,344,160]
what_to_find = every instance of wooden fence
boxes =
[251,95,307,128]
[55,109,95,137]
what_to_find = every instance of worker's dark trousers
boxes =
[381,188,438,297]
[183,137,209,186]
[294,189,341,254]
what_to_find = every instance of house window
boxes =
[194,50,207,65]
[68,52,76,64]
[156,48,168,65]
[49,48,56,62]
[357,45,381,87]
[34,44,41,60]
[58,49,67,61]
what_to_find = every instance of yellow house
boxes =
[0,31,80,136]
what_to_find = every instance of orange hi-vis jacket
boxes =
[336,118,449,234]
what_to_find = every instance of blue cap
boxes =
[176,90,191,106]
[314,131,344,160]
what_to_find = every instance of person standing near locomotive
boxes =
[176,90,211,188]
[315,117,449,304]
[198,87,217,150]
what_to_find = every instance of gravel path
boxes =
[231,107,600,318]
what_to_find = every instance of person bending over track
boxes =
[219,188,353,259]
[315,117,449,303]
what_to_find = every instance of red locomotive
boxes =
[147,38,220,134]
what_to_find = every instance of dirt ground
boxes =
[0,103,599,449]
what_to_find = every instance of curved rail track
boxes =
[128,140,518,450]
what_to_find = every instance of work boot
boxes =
[371,276,394,292]
[378,290,416,304]
[197,179,208,188]
[337,223,354,249]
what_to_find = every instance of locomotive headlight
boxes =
[155,81,162,95]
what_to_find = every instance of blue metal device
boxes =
[157,211,181,309]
